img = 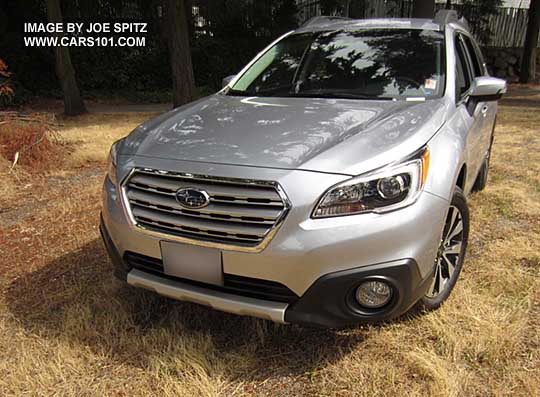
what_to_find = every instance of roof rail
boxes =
[434,9,470,30]
[458,16,470,31]
[434,9,458,26]
[302,16,351,28]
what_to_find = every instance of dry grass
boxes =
[0,114,61,209]
[57,113,158,166]
[1,104,539,396]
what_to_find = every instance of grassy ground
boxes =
[0,104,539,396]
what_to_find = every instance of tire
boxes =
[472,157,489,192]
[473,118,496,192]
[418,187,469,311]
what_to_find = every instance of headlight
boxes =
[312,147,430,218]
[107,141,119,186]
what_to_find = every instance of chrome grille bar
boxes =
[121,168,291,251]
[130,173,283,201]
[127,188,282,221]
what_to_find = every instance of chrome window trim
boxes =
[119,167,292,253]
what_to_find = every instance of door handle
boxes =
[481,105,489,117]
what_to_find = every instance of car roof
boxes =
[295,13,469,35]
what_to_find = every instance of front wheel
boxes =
[418,187,469,311]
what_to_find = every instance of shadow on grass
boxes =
[5,239,374,380]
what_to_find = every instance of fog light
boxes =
[355,280,393,309]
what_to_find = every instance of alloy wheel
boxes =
[426,205,464,298]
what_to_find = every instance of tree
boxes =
[320,0,348,16]
[349,0,366,18]
[412,0,435,18]
[46,0,86,116]
[317,0,369,18]
[0,58,13,96]
[460,0,502,46]
[0,58,14,107]
[520,0,540,83]
[272,0,299,35]
[165,0,196,108]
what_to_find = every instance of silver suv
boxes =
[101,11,506,327]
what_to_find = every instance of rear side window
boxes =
[455,36,472,101]
[462,35,483,77]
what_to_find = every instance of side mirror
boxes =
[222,75,237,88]
[469,76,507,101]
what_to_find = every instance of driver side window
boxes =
[455,35,472,102]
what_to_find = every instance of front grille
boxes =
[124,252,299,303]
[223,274,299,303]
[123,168,289,248]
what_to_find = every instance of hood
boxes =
[120,94,448,175]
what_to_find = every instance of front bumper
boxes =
[101,215,430,327]
[101,158,449,327]
[284,258,432,327]
[128,268,289,323]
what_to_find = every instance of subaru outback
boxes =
[101,10,506,327]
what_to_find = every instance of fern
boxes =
[0,58,15,102]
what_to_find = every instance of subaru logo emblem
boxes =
[175,188,210,209]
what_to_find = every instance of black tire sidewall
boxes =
[473,157,489,192]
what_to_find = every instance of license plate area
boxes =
[160,241,223,286]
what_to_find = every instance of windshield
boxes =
[228,28,445,100]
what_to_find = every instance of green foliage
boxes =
[0,58,14,105]
[457,0,503,45]
[0,0,511,105]
[319,0,347,15]
[191,35,268,90]
[195,0,298,38]
[189,0,299,90]
[273,0,300,34]
[0,0,300,103]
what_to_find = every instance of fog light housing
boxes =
[355,280,393,309]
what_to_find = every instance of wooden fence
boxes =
[296,0,537,48]
[486,7,530,47]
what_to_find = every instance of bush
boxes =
[0,113,62,170]
[0,57,15,107]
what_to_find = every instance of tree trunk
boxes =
[446,0,452,9]
[412,0,435,19]
[349,0,365,18]
[520,0,540,84]
[46,0,86,116]
[343,0,351,17]
[165,0,196,108]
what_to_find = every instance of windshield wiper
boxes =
[227,88,395,100]
[227,88,287,97]
[288,90,395,100]
[226,88,253,96]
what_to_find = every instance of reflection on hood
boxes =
[121,94,447,175]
